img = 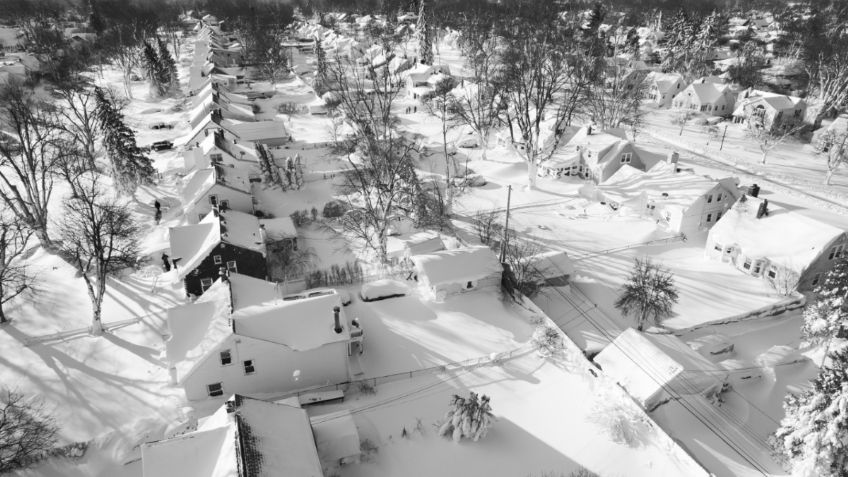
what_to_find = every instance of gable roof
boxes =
[680,83,728,105]
[141,395,323,477]
[709,197,844,273]
[169,210,265,279]
[222,119,289,142]
[234,292,350,351]
[412,246,502,286]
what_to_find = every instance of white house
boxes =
[732,89,806,133]
[386,230,445,265]
[672,81,737,116]
[165,274,354,401]
[644,72,685,108]
[141,394,324,477]
[539,127,655,184]
[706,195,847,292]
[595,160,740,236]
[595,328,726,411]
[179,166,254,223]
[411,246,502,299]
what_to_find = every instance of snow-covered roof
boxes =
[709,196,844,273]
[179,167,251,215]
[310,409,361,463]
[259,217,297,240]
[678,83,728,105]
[223,119,288,142]
[169,210,266,279]
[234,292,350,351]
[647,72,684,94]
[412,246,501,286]
[141,395,323,477]
[595,328,725,409]
[599,162,739,212]
[165,279,233,381]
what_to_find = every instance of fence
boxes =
[267,345,531,403]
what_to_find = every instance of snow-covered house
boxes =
[539,127,653,184]
[179,166,254,223]
[595,328,726,411]
[189,92,256,127]
[672,81,737,116]
[183,131,259,173]
[406,64,451,99]
[596,160,740,236]
[310,409,362,474]
[141,394,324,477]
[169,210,267,297]
[411,246,502,299]
[705,195,848,292]
[645,72,685,108]
[386,231,446,265]
[732,89,806,133]
[164,274,353,400]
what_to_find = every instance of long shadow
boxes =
[102,332,166,368]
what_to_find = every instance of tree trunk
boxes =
[34,226,51,249]
[527,160,538,188]
[480,131,488,161]
[761,150,768,164]
[0,305,7,324]
[826,169,834,185]
[442,124,452,213]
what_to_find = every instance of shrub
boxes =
[322,200,348,219]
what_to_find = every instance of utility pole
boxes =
[500,185,512,263]
[719,124,728,150]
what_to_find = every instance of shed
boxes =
[411,246,502,299]
[595,328,726,411]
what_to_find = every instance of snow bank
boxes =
[359,279,408,301]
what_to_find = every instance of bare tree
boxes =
[54,83,100,170]
[498,12,586,187]
[0,389,58,473]
[584,66,647,131]
[615,258,679,331]
[57,178,140,335]
[746,117,803,164]
[422,75,458,209]
[502,232,546,298]
[0,215,33,324]
[0,81,62,246]
[339,137,422,264]
[472,210,502,246]
[815,129,848,185]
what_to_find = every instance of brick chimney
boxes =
[333,306,342,334]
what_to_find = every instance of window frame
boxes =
[226,260,237,273]
[219,349,232,366]
[620,152,632,164]
[207,382,224,397]
[213,255,223,265]
[243,359,255,375]
[200,277,214,291]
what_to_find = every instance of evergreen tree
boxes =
[802,257,848,349]
[417,0,433,65]
[88,0,104,35]
[94,87,156,195]
[315,39,327,81]
[438,392,494,442]
[625,27,641,58]
[142,41,167,97]
[157,37,178,91]
[773,349,848,477]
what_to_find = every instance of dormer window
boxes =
[620,152,632,164]
[210,153,223,163]
[209,195,219,206]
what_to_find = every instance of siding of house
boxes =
[674,183,736,235]
[182,335,350,401]
[597,143,647,183]
[185,184,254,224]
[183,243,266,297]
[798,234,848,291]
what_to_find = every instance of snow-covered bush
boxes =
[590,399,651,448]
[532,325,564,357]
[437,392,495,442]
[322,200,348,219]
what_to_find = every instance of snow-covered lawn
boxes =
[312,348,708,477]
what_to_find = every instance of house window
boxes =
[828,244,845,260]
[213,255,222,265]
[466,281,474,289]
[207,382,224,397]
[243,359,255,375]
[210,153,223,163]
[219,199,229,210]
[200,277,213,291]
[812,273,822,287]
[209,195,218,206]
[620,152,632,164]
[226,260,237,273]
[743,258,752,270]
[794,109,801,118]
[716,192,723,202]
[706,194,713,203]
[706,213,712,223]
[767,268,777,279]
[753,261,762,274]
[714,244,722,252]
[716,211,722,220]
[220,350,232,366]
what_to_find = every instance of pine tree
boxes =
[142,42,167,97]
[94,87,156,195]
[625,28,641,58]
[438,392,494,442]
[157,37,178,91]
[417,0,433,65]
[802,257,848,349]
[773,349,848,476]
